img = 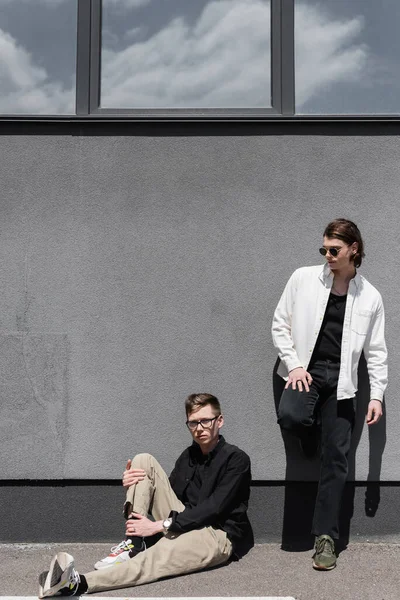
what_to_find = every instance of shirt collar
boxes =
[319,262,361,289]
[191,435,225,462]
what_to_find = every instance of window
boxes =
[100,0,272,110]
[0,0,77,115]
[2,0,399,118]
[295,0,400,114]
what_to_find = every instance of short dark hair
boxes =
[323,218,365,268]
[185,393,221,417]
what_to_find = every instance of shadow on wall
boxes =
[273,354,386,552]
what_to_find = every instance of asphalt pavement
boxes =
[1,542,399,600]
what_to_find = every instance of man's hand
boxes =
[122,459,146,488]
[366,400,383,425]
[126,512,163,538]
[285,367,313,392]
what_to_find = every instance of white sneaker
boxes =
[38,552,80,597]
[94,538,145,570]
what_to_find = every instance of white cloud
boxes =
[295,4,368,107]
[102,0,273,108]
[0,28,74,114]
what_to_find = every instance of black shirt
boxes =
[183,451,207,508]
[168,435,253,557]
[312,293,347,363]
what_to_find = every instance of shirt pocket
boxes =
[351,309,373,335]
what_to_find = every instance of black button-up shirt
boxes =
[168,436,253,557]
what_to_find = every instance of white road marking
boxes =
[2,597,295,600]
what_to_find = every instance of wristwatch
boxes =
[163,518,172,533]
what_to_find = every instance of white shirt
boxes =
[271,264,388,401]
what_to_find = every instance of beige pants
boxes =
[85,453,232,593]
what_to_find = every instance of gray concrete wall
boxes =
[0,122,398,490]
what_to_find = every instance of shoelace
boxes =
[315,537,334,555]
[110,539,132,554]
[67,568,81,595]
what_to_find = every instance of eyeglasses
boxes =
[319,246,343,258]
[186,415,219,430]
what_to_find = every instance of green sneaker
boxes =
[312,534,337,570]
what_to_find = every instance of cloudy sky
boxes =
[0,0,398,114]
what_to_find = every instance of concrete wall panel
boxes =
[0,124,398,485]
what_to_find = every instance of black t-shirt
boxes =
[311,293,347,363]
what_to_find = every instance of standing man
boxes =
[39,393,253,597]
[272,218,387,571]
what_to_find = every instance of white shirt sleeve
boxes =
[271,270,304,374]
[363,295,388,402]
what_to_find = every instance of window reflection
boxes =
[0,0,76,115]
[295,0,400,114]
[101,0,271,109]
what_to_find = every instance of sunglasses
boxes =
[319,247,343,258]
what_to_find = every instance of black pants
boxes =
[277,359,355,540]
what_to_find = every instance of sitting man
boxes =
[39,393,254,597]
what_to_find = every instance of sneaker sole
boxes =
[94,555,131,570]
[312,559,336,571]
[39,552,75,597]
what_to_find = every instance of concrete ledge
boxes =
[1,482,400,544]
